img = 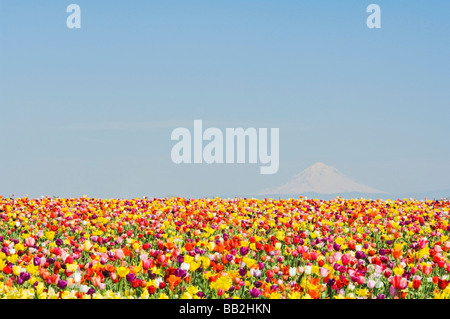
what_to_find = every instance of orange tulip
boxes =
[392,248,402,259]
[166,275,181,290]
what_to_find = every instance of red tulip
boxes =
[412,276,421,289]
[438,279,448,290]
[422,265,432,275]
[341,254,350,266]
[391,275,408,290]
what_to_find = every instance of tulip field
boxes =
[0,195,449,299]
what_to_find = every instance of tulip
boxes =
[289,267,297,277]
[366,279,376,289]
[249,288,261,298]
[115,249,124,260]
[412,276,421,289]
[391,275,408,290]
[304,266,312,275]
[341,254,350,266]
[25,237,36,247]
[319,267,329,278]
[422,265,432,275]
[333,252,342,262]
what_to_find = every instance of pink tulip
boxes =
[319,267,329,278]
[341,253,350,266]
[115,249,124,260]
[142,258,151,270]
[333,252,342,262]
[367,279,376,289]
[374,264,383,274]
[418,238,428,249]
[25,237,35,247]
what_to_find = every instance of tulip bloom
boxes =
[412,276,421,289]
[319,267,329,278]
[391,275,408,290]
[249,288,261,298]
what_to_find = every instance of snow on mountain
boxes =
[257,162,386,195]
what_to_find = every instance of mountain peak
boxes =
[257,163,386,195]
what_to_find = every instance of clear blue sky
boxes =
[1,1,449,198]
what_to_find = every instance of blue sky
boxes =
[0,1,449,198]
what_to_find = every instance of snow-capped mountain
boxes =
[257,162,386,195]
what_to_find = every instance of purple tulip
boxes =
[327,278,336,286]
[126,273,136,282]
[249,288,261,298]
[196,292,205,298]
[33,257,41,266]
[355,251,366,259]
[20,272,31,281]
[389,286,398,297]
[174,269,187,278]
[239,268,247,276]
[240,247,249,256]
[58,280,68,289]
